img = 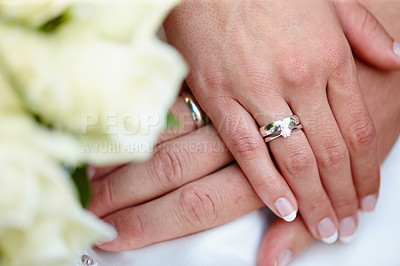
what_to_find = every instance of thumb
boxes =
[334,0,400,70]
[257,218,314,266]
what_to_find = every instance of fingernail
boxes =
[97,221,118,245]
[274,197,297,222]
[393,41,400,56]
[318,217,338,244]
[275,250,292,266]
[339,216,357,244]
[361,194,377,213]
[87,165,96,180]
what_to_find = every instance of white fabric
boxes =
[87,137,400,266]
[87,210,269,266]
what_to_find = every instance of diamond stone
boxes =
[81,255,94,266]
[276,117,292,138]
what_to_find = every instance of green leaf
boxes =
[166,111,180,129]
[39,11,71,33]
[70,165,91,209]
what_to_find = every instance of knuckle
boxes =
[359,171,380,195]
[250,173,276,190]
[231,133,262,161]
[125,208,146,240]
[281,149,314,176]
[208,95,232,111]
[179,185,219,228]
[305,192,331,213]
[332,195,358,215]
[323,39,351,71]
[281,56,316,86]
[202,75,232,97]
[319,142,348,169]
[90,179,114,216]
[151,145,186,189]
[348,118,376,151]
[361,7,381,40]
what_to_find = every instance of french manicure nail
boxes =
[274,197,297,222]
[275,250,292,266]
[393,41,400,56]
[361,194,377,213]
[339,216,357,244]
[97,221,118,245]
[318,217,338,244]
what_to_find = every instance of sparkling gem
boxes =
[289,117,296,126]
[265,123,276,134]
[81,255,94,266]
[277,117,292,138]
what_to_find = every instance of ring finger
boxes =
[247,95,339,244]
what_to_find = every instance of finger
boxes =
[356,59,400,163]
[204,97,298,222]
[328,58,380,214]
[270,130,339,244]
[156,95,201,144]
[243,94,339,244]
[257,218,314,266]
[334,0,400,70]
[87,164,123,181]
[288,92,359,243]
[90,95,201,180]
[89,125,233,217]
[97,164,264,251]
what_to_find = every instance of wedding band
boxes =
[264,124,303,142]
[259,115,302,143]
[182,91,206,128]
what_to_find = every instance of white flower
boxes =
[0,1,187,264]
[0,74,83,163]
[0,71,23,114]
[0,122,116,266]
[66,0,181,42]
[0,0,71,27]
[0,0,187,165]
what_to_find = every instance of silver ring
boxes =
[259,115,302,143]
[182,91,206,128]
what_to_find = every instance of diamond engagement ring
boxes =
[259,115,302,143]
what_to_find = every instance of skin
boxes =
[258,58,400,265]
[162,0,400,242]
[258,1,400,262]
[89,61,400,253]
[88,0,400,264]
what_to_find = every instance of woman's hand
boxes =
[163,0,400,243]
[258,58,400,265]
[259,2,400,262]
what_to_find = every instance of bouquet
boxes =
[0,0,187,265]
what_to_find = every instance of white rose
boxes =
[0,13,187,165]
[0,136,116,266]
[0,71,23,114]
[64,0,180,42]
[0,0,71,27]
[0,115,83,164]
